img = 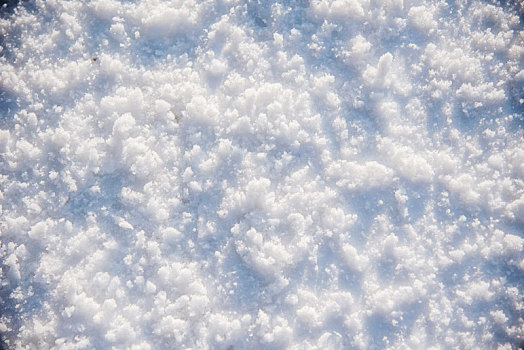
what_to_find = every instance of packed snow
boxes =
[1,0,523,349]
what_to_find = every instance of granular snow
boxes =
[0,0,523,349]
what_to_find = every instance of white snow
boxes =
[0,0,524,349]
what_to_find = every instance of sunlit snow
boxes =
[1,0,523,349]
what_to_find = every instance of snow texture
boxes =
[0,0,523,349]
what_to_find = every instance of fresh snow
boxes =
[0,0,523,349]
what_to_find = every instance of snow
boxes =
[0,0,523,349]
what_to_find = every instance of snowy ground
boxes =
[1,0,524,349]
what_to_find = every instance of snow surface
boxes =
[0,0,524,349]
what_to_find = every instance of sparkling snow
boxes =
[1,0,523,349]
